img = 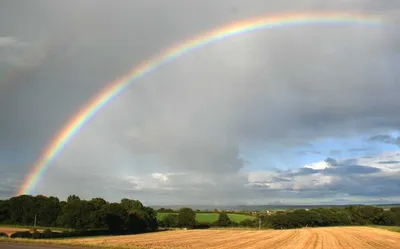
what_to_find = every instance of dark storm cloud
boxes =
[368,134,400,146]
[323,157,381,175]
[325,165,381,175]
[0,172,21,199]
[0,1,399,203]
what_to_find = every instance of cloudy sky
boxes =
[1,0,400,206]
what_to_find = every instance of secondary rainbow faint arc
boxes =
[17,12,384,195]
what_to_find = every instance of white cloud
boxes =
[304,161,332,170]
[357,151,400,173]
[151,173,169,182]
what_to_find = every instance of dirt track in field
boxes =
[68,226,400,249]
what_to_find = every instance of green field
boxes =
[157,212,256,223]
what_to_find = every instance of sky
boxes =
[1,0,400,206]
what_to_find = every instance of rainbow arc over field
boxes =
[17,12,385,195]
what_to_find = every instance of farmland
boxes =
[52,226,400,249]
[0,225,68,237]
[0,227,32,237]
[2,195,400,248]
[157,212,256,223]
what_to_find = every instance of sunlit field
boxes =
[157,212,257,223]
[4,226,394,249]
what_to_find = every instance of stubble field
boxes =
[66,226,400,249]
[0,227,32,236]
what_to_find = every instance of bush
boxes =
[51,232,62,238]
[57,229,110,238]
[10,231,32,238]
[31,231,42,239]
[240,219,256,227]
[0,232,8,238]
[42,229,53,238]
[194,222,211,229]
[230,221,239,227]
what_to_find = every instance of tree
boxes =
[142,206,158,231]
[34,195,61,227]
[125,210,149,233]
[88,198,108,228]
[120,199,144,212]
[56,198,89,229]
[162,214,178,228]
[67,195,81,203]
[90,198,108,209]
[215,212,231,227]
[157,208,174,213]
[0,194,159,235]
[178,207,196,228]
[0,200,10,224]
[7,195,37,225]
[101,203,127,233]
[374,211,397,226]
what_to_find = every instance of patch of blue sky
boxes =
[240,132,399,171]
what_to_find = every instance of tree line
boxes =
[1,195,399,236]
[261,206,400,229]
[157,205,400,230]
[0,194,157,235]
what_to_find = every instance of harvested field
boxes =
[0,227,31,236]
[0,226,62,236]
[67,226,400,249]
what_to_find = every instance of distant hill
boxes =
[151,203,400,211]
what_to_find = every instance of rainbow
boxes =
[17,12,385,195]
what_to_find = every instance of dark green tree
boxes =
[125,210,149,233]
[121,199,144,211]
[178,207,196,228]
[67,195,81,203]
[162,214,178,228]
[373,211,397,225]
[101,203,127,233]
[34,195,61,227]
[215,212,231,227]
[0,200,10,223]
